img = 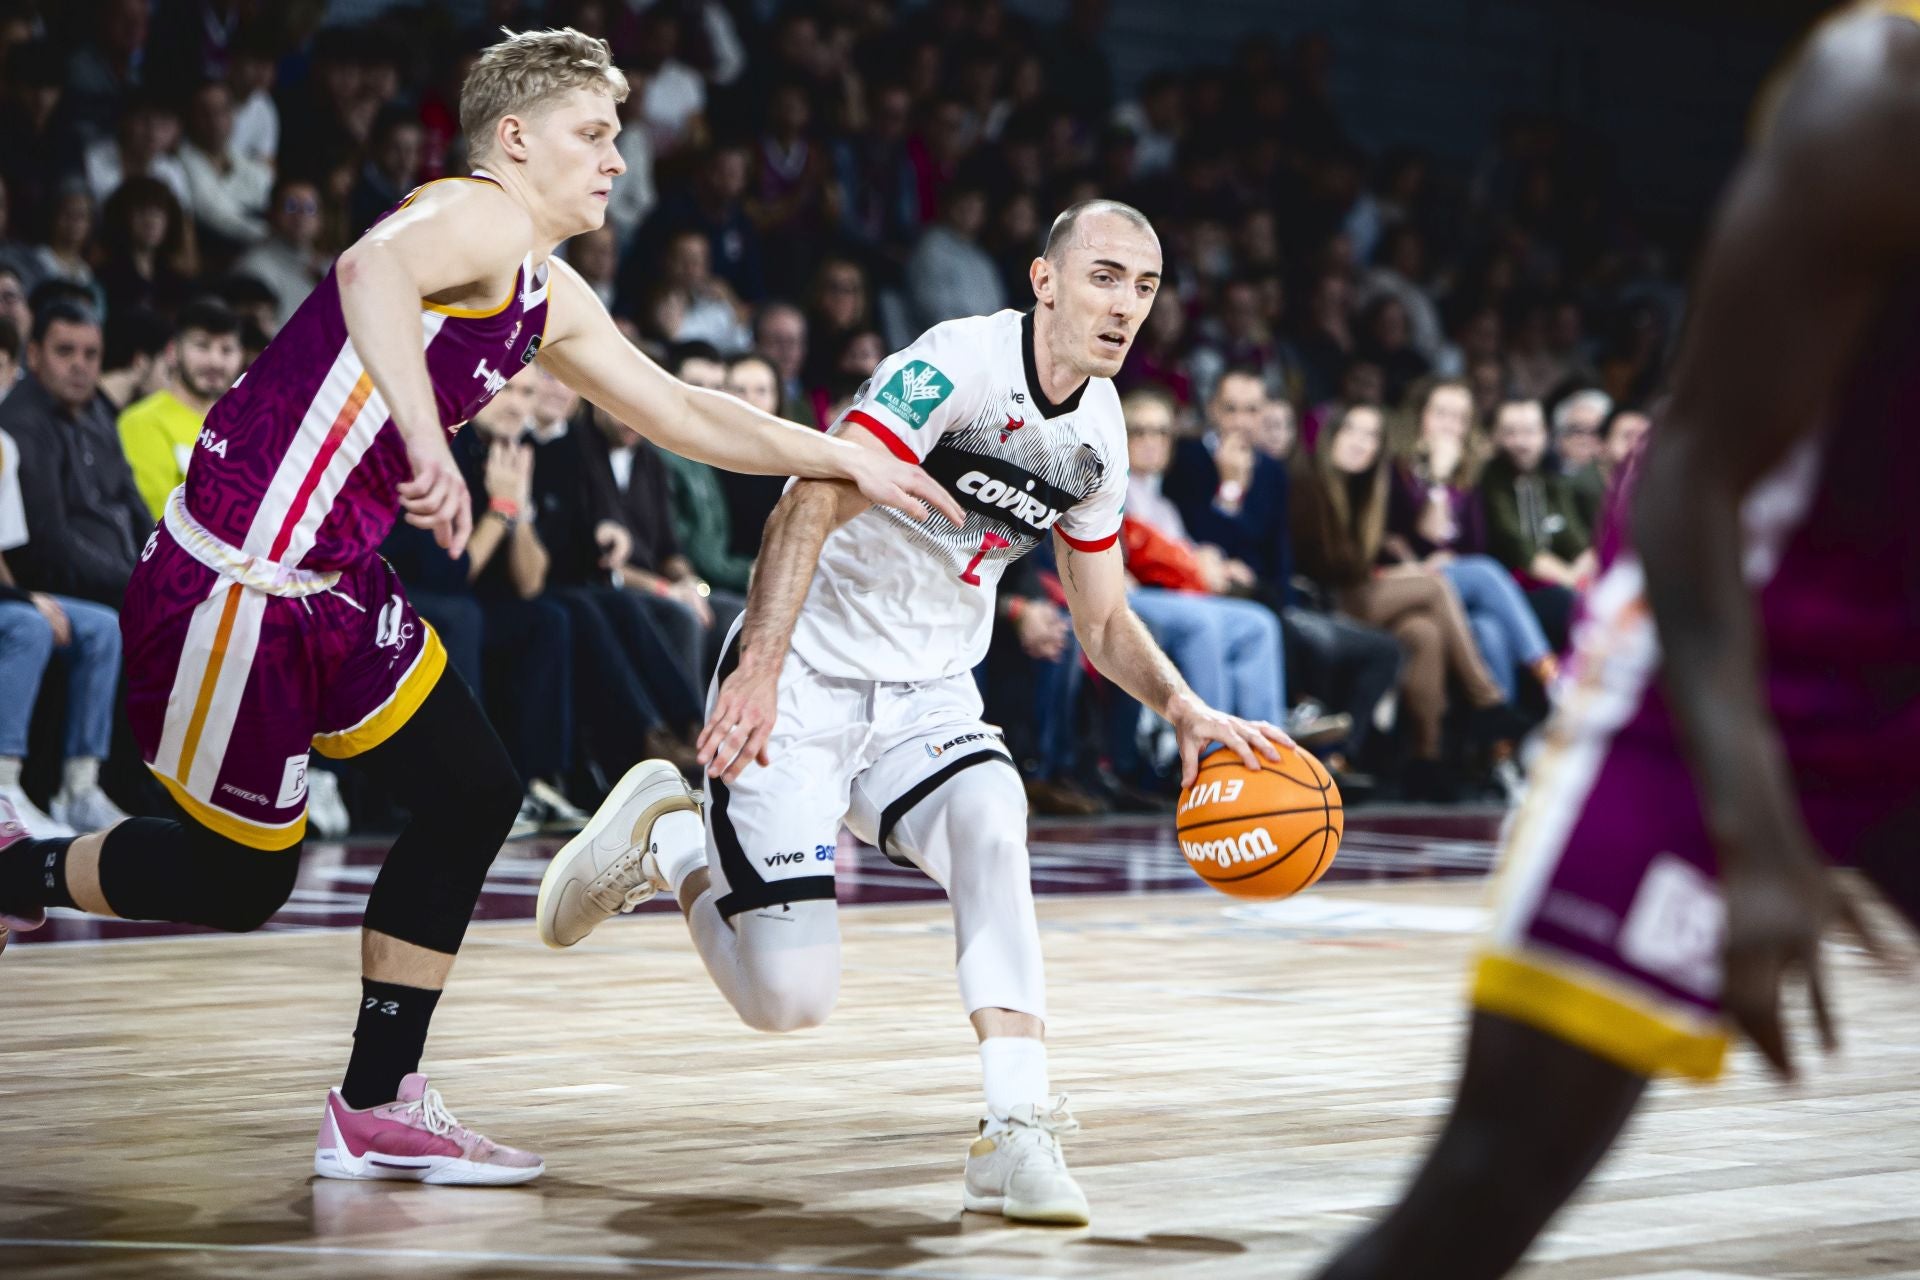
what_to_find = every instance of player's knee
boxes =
[195,836,301,932]
[740,963,839,1033]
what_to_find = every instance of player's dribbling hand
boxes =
[698,663,778,783]
[400,432,473,560]
[1165,690,1294,789]
[843,449,965,526]
[1717,786,1888,1079]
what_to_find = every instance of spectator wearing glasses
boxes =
[1550,385,1611,527]
[234,177,328,326]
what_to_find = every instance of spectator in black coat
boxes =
[0,300,150,606]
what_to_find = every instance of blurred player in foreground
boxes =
[1316,6,1920,1275]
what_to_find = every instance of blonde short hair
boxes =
[460,28,629,163]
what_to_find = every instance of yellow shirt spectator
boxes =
[118,389,206,521]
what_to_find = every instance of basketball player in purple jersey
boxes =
[1315,5,1920,1275]
[0,28,957,1187]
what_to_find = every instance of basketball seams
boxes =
[1175,804,1337,835]
[1181,746,1343,895]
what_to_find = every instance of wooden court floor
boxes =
[3,880,1918,1279]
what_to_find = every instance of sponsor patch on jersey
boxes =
[922,446,1081,535]
[520,332,544,365]
[874,361,953,428]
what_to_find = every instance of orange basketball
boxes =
[1175,745,1344,899]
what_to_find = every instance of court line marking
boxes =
[0,1237,1038,1280]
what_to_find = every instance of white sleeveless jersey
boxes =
[789,308,1128,682]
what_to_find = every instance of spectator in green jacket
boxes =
[1480,397,1594,649]
[660,342,756,595]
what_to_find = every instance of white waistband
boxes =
[163,488,342,598]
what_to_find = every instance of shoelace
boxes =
[1002,1096,1080,1167]
[584,848,655,915]
[402,1086,469,1140]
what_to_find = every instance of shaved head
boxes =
[1044,198,1157,263]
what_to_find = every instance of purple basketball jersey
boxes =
[181,173,551,572]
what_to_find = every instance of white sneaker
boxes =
[527,778,590,834]
[536,759,700,949]
[305,768,351,839]
[50,785,127,831]
[962,1097,1090,1226]
[2,783,75,837]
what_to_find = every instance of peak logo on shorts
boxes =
[875,361,952,428]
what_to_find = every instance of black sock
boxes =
[340,979,443,1110]
[0,836,76,913]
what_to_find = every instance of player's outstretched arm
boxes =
[537,262,962,527]
[1054,535,1290,787]
[337,181,532,559]
[1636,12,1920,1077]
[695,438,877,783]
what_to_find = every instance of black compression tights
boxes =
[91,670,520,953]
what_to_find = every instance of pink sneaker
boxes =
[313,1073,543,1186]
[0,795,46,958]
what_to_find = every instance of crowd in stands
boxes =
[0,0,1685,835]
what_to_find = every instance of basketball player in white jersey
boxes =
[539,200,1292,1222]
[0,26,957,1187]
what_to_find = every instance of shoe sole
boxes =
[535,759,700,950]
[314,1110,542,1186]
[962,1188,1090,1226]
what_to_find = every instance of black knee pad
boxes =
[98,817,302,932]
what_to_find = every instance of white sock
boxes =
[0,757,19,789]
[61,757,100,796]
[651,809,709,896]
[979,1036,1050,1134]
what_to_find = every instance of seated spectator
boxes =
[752,300,811,422]
[1385,378,1556,705]
[81,91,192,212]
[517,364,704,776]
[1481,396,1595,650]
[0,300,151,607]
[634,7,707,156]
[1357,294,1431,407]
[1122,389,1287,733]
[226,33,280,173]
[96,176,197,319]
[592,388,744,679]
[806,325,885,429]
[749,81,833,300]
[0,418,127,835]
[96,305,171,412]
[117,298,242,519]
[1293,403,1521,799]
[1151,381,1391,770]
[32,186,106,315]
[565,223,618,311]
[657,343,756,595]
[981,543,1104,816]
[0,266,31,345]
[905,178,1005,329]
[1357,224,1444,362]
[1114,280,1195,406]
[178,78,273,255]
[1189,276,1306,407]
[620,142,764,314]
[234,176,327,326]
[647,227,752,354]
[714,352,797,566]
[1550,385,1611,525]
[381,359,583,836]
[800,255,871,393]
[0,317,18,404]
[1600,403,1651,481]
[347,105,423,239]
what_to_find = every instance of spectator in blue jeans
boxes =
[0,422,127,835]
[980,549,1099,815]
[1386,378,1557,700]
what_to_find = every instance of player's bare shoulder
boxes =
[347,176,535,310]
